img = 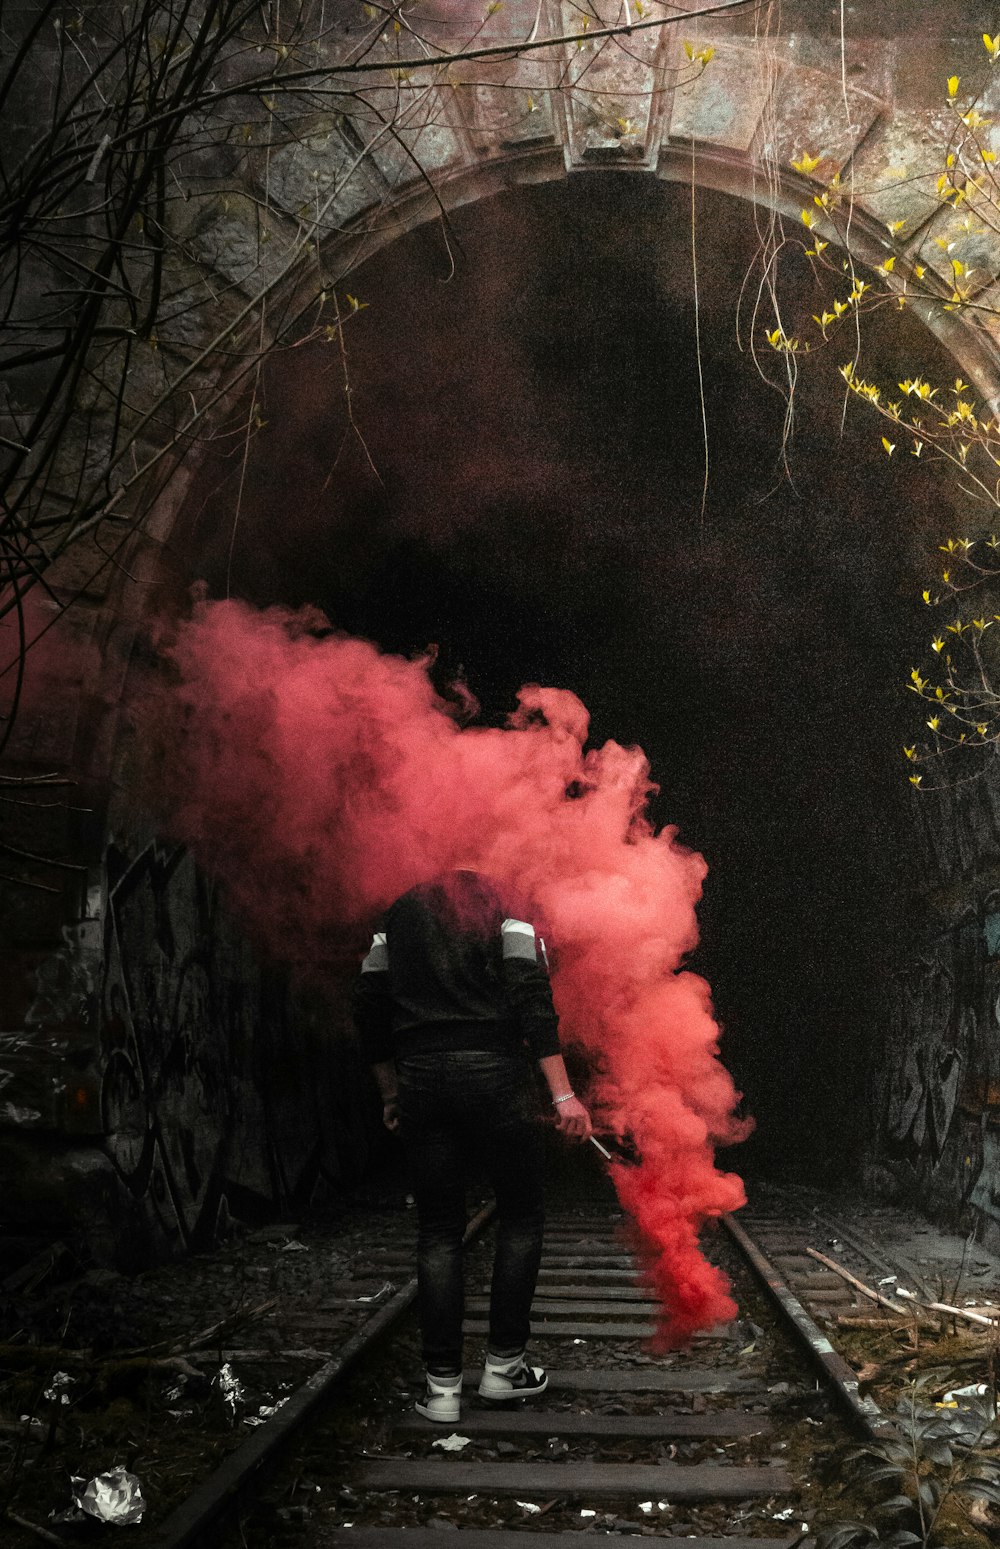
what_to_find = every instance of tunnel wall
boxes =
[0,818,382,1268]
[7,0,1000,1263]
[865,767,1000,1248]
[0,510,383,1267]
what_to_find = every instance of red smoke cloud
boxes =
[154,597,749,1342]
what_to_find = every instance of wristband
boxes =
[552,1092,575,1105]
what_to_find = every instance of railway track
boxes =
[146,1194,896,1549]
[9,1180,1000,1548]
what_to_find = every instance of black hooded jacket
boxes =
[351,870,561,1064]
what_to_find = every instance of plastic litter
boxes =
[245,1398,290,1427]
[432,1433,472,1451]
[580,1509,597,1517]
[72,1467,146,1525]
[516,1501,542,1513]
[943,1383,989,1403]
[639,1501,654,1513]
[357,1281,395,1303]
[216,1363,245,1416]
[43,1371,74,1405]
[773,1507,796,1520]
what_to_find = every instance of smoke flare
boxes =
[153,597,749,1341]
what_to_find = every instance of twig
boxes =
[806,1247,911,1313]
[4,1509,65,1546]
[836,1314,938,1330]
[897,1289,1000,1328]
[119,1296,279,1359]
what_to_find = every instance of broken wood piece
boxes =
[805,1248,910,1314]
[915,1297,1000,1328]
[835,1315,937,1331]
[4,1508,65,1545]
[116,1297,281,1360]
[184,1348,333,1364]
[0,1344,201,1380]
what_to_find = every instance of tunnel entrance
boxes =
[162,172,959,1184]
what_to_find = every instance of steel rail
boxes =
[151,1201,896,1546]
[154,1200,495,1549]
[722,1212,888,1439]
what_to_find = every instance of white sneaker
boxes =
[478,1351,548,1400]
[415,1372,462,1423]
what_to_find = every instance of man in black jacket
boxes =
[352,868,592,1422]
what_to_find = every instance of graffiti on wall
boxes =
[875,748,1000,1231]
[882,950,963,1166]
[99,840,375,1264]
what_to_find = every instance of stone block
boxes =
[178,190,301,296]
[851,106,956,238]
[467,82,558,150]
[910,203,1000,298]
[667,43,769,153]
[561,21,659,167]
[351,87,468,190]
[764,63,883,178]
[261,121,383,228]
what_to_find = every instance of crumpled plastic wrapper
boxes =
[216,1362,245,1417]
[941,1382,989,1406]
[245,1398,289,1427]
[356,1281,394,1303]
[72,1467,146,1525]
[432,1433,471,1451]
[43,1370,74,1405]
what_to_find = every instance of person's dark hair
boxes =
[416,868,505,938]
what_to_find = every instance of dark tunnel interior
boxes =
[166,173,962,1184]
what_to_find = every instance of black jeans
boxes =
[397,1048,546,1377]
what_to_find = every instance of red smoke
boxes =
[153,597,749,1342]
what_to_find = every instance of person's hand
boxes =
[553,1094,592,1141]
[382,1098,401,1134]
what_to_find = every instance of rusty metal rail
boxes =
[211,1207,877,1548]
[155,1202,496,1549]
[143,1200,903,1548]
[722,1212,885,1438]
